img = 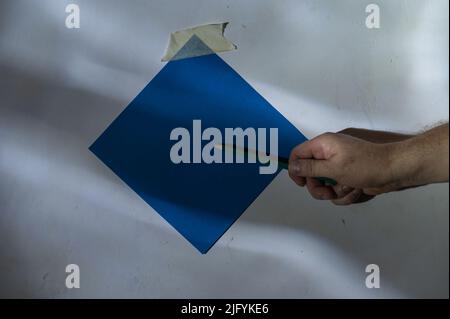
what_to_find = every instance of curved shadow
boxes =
[0,0,447,298]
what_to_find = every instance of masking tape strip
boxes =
[161,22,237,62]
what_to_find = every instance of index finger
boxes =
[289,140,314,161]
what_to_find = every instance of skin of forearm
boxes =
[387,123,449,188]
[340,127,414,143]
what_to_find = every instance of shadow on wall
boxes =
[0,63,448,298]
[0,0,447,298]
[227,0,430,129]
[0,0,430,128]
[241,171,449,298]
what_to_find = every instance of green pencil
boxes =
[215,144,337,186]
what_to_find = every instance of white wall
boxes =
[0,0,448,298]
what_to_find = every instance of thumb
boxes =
[289,159,332,178]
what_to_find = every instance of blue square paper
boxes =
[90,48,307,253]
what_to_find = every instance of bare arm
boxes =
[339,127,414,143]
[288,123,449,203]
[387,123,449,189]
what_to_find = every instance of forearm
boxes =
[340,127,413,143]
[388,123,449,188]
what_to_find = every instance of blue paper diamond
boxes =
[90,38,307,253]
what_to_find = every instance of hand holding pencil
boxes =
[288,124,449,205]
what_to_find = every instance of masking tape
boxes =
[161,22,237,62]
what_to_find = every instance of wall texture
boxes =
[0,0,448,298]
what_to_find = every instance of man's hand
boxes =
[288,133,395,204]
[288,124,449,205]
